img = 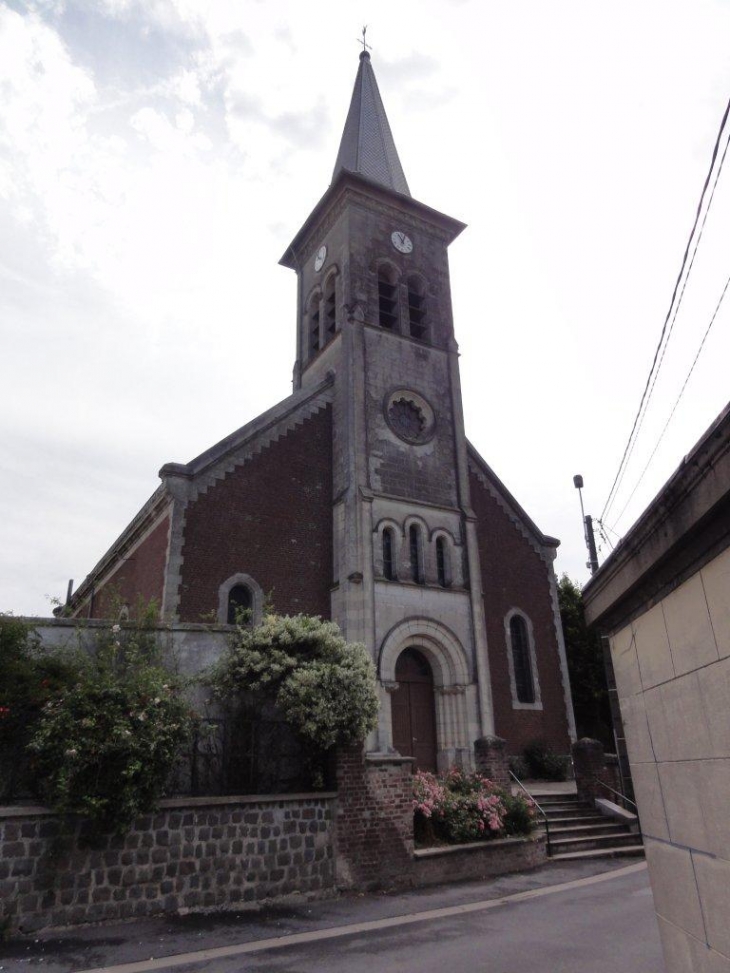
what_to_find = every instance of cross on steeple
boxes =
[358,25,372,55]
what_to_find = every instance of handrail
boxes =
[509,771,552,858]
[592,776,638,813]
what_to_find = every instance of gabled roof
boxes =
[332,51,410,196]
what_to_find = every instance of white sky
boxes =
[2,0,730,616]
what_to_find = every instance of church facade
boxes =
[67,52,576,769]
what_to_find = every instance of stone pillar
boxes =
[572,738,620,803]
[474,735,509,788]
[334,744,414,890]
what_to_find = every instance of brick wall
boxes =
[334,746,414,889]
[85,513,171,619]
[413,834,546,887]
[470,472,570,754]
[0,794,335,935]
[178,407,333,621]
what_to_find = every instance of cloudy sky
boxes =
[2,0,730,616]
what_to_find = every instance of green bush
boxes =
[0,615,83,802]
[207,614,379,752]
[523,740,570,781]
[1,612,194,835]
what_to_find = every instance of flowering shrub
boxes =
[413,767,536,846]
[207,614,379,751]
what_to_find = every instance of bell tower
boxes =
[280,50,495,765]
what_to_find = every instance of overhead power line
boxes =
[600,92,730,524]
[610,269,730,528]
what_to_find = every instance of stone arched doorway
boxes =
[390,648,438,772]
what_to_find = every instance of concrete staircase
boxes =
[534,792,644,862]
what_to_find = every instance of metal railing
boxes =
[509,771,552,857]
[591,777,639,815]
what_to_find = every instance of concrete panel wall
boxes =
[610,545,730,972]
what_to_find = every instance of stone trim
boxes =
[216,572,265,625]
[68,491,171,615]
[466,443,558,563]
[0,793,338,818]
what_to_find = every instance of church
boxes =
[66,51,576,771]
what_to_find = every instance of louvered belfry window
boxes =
[378,267,398,330]
[407,276,427,340]
[308,297,321,355]
[510,614,535,704]
[324,275,336,339]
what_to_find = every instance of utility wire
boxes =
[600,92,730,523]
[610,269,730,530]
[604,125,730,522]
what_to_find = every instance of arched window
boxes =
[383,527,396,581]
[308,294,321,356]
[436,536,448,587]
[227,584,252,625]
[406,276,427,340]
[409,524,424,585]
[378,266,398,330]
[324,274,337,341]
[510,614,535,704]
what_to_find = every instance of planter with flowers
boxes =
[413,766,536,847]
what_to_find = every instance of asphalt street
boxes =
[0,860,665,973]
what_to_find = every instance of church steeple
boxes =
[332,51,411,196]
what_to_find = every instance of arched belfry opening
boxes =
[390,648,438,772]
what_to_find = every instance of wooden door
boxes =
[391,649,438,772]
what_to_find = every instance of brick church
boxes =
[66,51,576,770]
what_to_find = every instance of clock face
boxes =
[314,245,327,272]
[391,231,413,254]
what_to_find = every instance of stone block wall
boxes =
[334,745,414,889]
[606,551,730,973]
[0,794,335,935]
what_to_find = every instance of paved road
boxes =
[1,861,665,973]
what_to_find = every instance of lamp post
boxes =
[573,474,599,575]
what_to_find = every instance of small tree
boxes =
[557,575,612,747]
[207,614,379,752]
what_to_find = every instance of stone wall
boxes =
[0,793,335,936]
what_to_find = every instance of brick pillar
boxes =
[572,737,620,803]
[334,745,414,890]
[474,735,509,788]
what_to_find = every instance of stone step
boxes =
[549,831,640,854]
[542,803,594,815]
[539,815,606,828]
[548,822,631,839]
[550,845,645,862]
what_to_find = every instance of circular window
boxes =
[384,389,436,445]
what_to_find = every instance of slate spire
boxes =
[332,50,411,196]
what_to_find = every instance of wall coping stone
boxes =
[413,834,544,859]
[0,792,338,819]
[365,753,415,765]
